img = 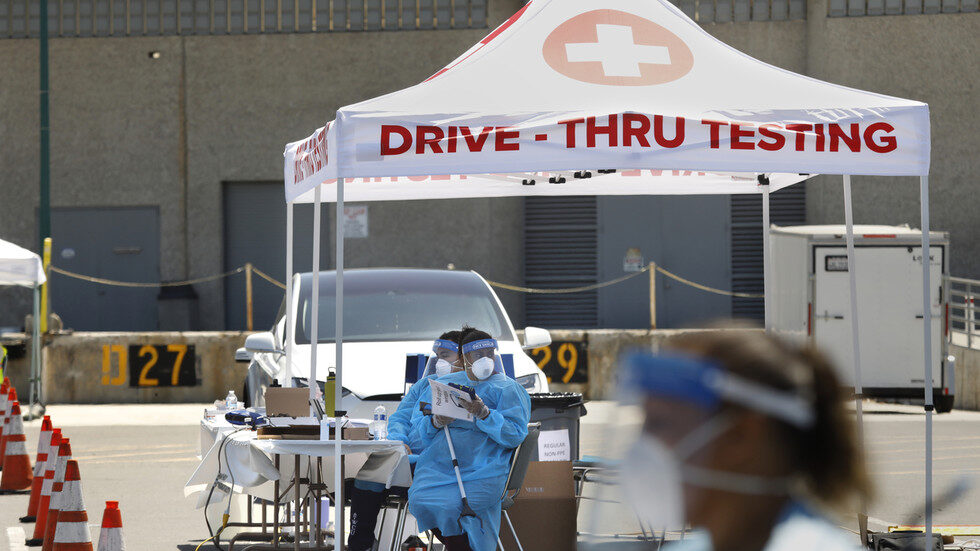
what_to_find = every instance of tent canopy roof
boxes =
[0,238,45,288]
[284,0,929,201]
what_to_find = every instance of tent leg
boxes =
[30,284,41,413]
[335,177,346,551]
[762,183,772,332]
[284,202,294,387]
[920,175,933,548]
[310,186,322,413]
[842,176,868,544]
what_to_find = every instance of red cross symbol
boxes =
[543,9,694,86]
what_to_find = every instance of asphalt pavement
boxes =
[1,401,978,550]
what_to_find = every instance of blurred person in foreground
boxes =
[615,329,870,551]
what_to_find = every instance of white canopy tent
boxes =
[0,238,46,415]
[283,0,934,547]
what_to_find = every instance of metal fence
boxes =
[828,0,977,16]
[949,276,980,349]
[0,0,487,37]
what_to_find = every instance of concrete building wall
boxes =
[1,3,977,331]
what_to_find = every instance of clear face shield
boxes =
[579,352,815,549]
[422,339,462,378]
[461,339,504,380]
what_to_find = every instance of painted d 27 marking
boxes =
[126,344,197,388]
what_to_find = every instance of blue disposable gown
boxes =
[407,370,531,551]
[386,374,436,454]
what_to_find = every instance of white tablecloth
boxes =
[186,418,409,507]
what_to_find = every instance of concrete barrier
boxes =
[951,343,980,411]
[41,332,248,404]
[23,329,980,409]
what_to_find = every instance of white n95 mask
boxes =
[470,357,496,380]
[434,359,454,377]
[619,415,796,532]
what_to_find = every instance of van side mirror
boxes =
[235,347,253,363]
[245,332,283,355]
[522,326,552,350]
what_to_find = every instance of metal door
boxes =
[223,182,330,330]
[813,245,943,389]
[50,207,160,331]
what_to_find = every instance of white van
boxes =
[239,268,551,418]
[770,225,953,412]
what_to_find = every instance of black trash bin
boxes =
[528,392,587,461]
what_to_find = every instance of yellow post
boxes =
[245,263,254,331]
[40,237,51,334]
[649,262,657,330]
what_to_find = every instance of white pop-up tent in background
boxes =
[0,238,46,415]
[283,0,934,547]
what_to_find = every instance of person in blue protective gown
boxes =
[408,330,530,551]
[347,329,471,551]
[608,329,871,551]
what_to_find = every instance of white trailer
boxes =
[770,225,953,412]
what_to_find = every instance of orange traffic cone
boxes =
[0,387,19,461]
[27,435,69,547]
[0,382,11,468]
[0,401,34,493]
[21,416,53,522]
[96,501,124,551]
[52,460,93,551]
[42,437,75,551]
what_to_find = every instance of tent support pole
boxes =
[335,177,345,551]
[30,283,41,413]
[842,176,868,543]
[284,201,294,387]
[310,186,322,413]
[762,182,772,332]
[920,175,934,548]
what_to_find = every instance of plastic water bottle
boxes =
[372,405,388,440]
[225,390,238,410]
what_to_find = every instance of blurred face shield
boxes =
[461,339,504,380]
[581,352,815,546]
[423,339,462,377]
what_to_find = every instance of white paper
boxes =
[429,380,475,422]
[268,416,319,427]
[537,429,571,461]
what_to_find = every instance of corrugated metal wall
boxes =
[523,197,599,328]
[730,184,806,320]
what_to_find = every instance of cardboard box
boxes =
[264,387,310,417]
[499,460,577,551]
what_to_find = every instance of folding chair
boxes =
[496,422,541,551]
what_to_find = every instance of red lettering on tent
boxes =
[730,124,755,150]
[654,115,684,148]
[447,126,459,153]
[814,123,826,152]
[829,123,861,152]
[864,122,897,153]
[559,118,585,148]
[587,115,618,147]
[786,123,813,151]
[495,127,521,151]
[381,125,412,155]
[701,119,726,149]
[459,126,494,152]
[416,126,444,154]
[758,124,785,151]
[622,114,650,147]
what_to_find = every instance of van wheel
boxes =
[934,393,954,414]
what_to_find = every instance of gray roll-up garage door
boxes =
[523,197,599,328]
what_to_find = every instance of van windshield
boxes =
[294,271,511,344]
